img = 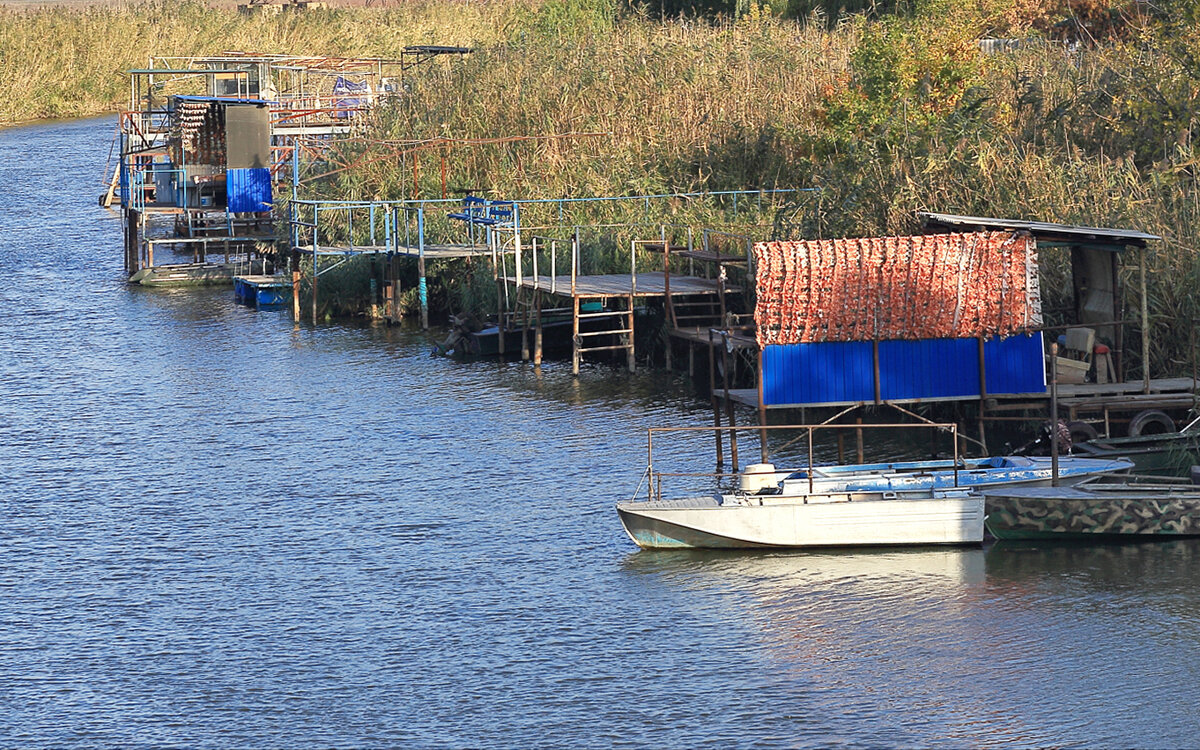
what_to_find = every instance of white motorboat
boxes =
[616,487,984,550]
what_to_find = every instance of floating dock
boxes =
[234,275,292,308]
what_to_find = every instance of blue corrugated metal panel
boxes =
[984,332,1046,394]
[119,161,130,206]
[226,167,272,213]
[762,342,874,405]
[761,334,1045,405]
[880,339,980,400]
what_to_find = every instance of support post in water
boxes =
[721,331,738,471]
[571,295,580,375]
[709,328,723,468]
[292,269,300,322]
[626,294,636,373]
[758,346,768,464]
[418,207,428,330]
[534,289,543,367]
[1051,341,1060,486]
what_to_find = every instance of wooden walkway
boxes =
[309,243,492,259]
[505,272,721,298]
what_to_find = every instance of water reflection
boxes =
[619,542,1200,746]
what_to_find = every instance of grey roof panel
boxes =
[918,212,1160,248]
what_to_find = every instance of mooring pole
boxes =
[534,289,544,367]
[757,346,768,464]
[856,417,865,464]
[626,293,636,373]
[417,207,428,330]
[312,207,319,325]
[571,230,579,375]
[1140,246,1150,394]
[1050,341,1061,486]
[977,335,989,455]
[709,328,724,468]
[721,331,738,471]
[571,295,580,375]
[292,269,300,322]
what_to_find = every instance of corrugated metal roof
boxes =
[918,212,1160,248]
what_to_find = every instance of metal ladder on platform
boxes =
[572,295,636,375]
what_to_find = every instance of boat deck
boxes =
[620,495,721,510]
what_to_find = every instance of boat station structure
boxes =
[104,55,1199,468]
[108,48,470,285]
[699,214,1194,465]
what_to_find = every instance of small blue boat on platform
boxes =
[233,275,290,309]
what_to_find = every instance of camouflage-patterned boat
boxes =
[983,484,1200,540]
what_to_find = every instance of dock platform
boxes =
[506,272,722,297]
[499,271,730,374]
[128,262,239,287]
[306,243,492,259]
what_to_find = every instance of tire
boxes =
[1067,420,1099,443]
[1127,409,1176,438]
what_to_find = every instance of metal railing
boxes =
[640,422,961,502]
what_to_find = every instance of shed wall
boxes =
[762,333,1045,406]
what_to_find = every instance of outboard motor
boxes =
[739,463,778,494]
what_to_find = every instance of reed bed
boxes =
[0,0,522,123]
[8,0,1198,372]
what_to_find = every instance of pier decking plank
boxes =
[309,243,492,259]
[507,272,722,298]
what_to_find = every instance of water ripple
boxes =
[4,117,1200,748]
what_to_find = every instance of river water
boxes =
[3,117,1200,748]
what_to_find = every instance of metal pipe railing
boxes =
[644,422,960,502]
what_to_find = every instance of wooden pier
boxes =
[505,271,728,373]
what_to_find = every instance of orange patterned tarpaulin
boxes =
[754,232,1042,347]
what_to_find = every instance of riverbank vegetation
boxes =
[7,0,1198,371]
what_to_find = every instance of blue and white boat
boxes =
[617,455,1132,550]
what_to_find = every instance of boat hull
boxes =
[984,486,1200,540]
[617,493,985,550]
